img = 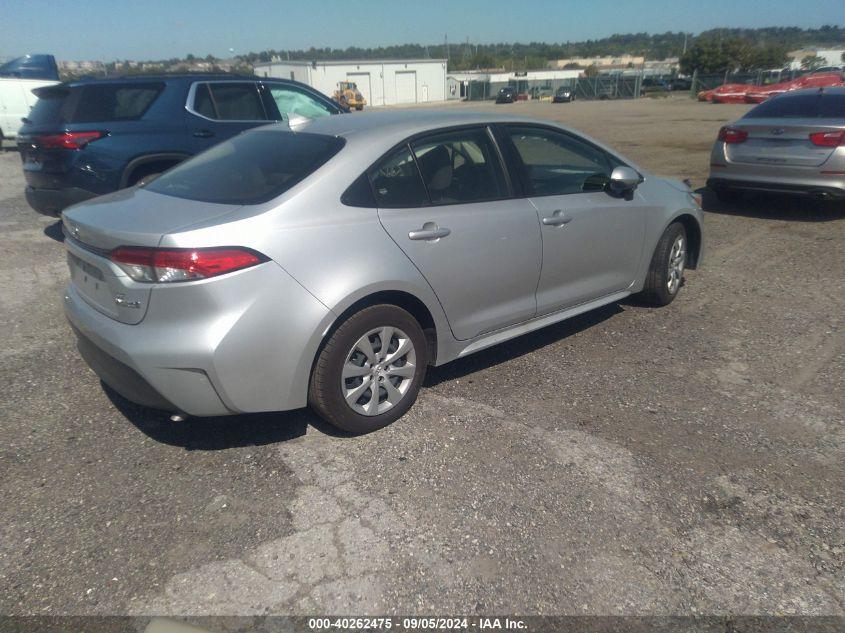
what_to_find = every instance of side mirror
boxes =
[609,166,642,198]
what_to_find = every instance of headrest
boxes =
[417,145,452,191]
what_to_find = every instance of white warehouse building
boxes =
[253,59,448,107]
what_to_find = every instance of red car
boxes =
[697,83,756,104]
[699,72,845,104]
[744,72,845,103]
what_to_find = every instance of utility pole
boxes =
[445,34,449,63]
[683,33,688,55]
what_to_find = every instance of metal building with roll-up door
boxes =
[253,59,447,107]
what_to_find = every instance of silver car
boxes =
[708,87,845,201]
[62,110,703,433]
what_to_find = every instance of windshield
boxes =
[146,129,345,205]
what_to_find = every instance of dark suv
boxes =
[18,74,343,214]
[495,86,518,104]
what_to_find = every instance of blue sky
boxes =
[1,0,841,61]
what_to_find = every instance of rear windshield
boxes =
[745,93,845,119]
[26,83,164,125]
[145,129,345,205]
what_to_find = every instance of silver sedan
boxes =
[62,110,703,433]
[708,87,845,202]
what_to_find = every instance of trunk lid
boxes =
[727,118,843,167]
[62,188,243,324]
[62,187,243,250]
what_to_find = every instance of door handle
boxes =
[408,225,451,241]
[192,129,215,138]
[542,210,572,227]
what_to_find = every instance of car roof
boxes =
[57,74,303,88]
[302,108,563,139]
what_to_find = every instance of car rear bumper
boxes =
[707,177,845,198]
[63,260,333,417]
[26,185,98,216]
[72,324,179,412]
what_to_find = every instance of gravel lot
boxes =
[1,95,843,618]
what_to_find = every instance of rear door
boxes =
[375,127,542,340]
[499,124,648,314]
[729,92,845,167]
[185,81,271,152]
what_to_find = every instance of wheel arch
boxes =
[667,211,703,269]
[316,289,441,371]
[120,152,189,188]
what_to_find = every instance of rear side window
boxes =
[745,93,845,119]
[192,84,216,119]
[145,130,344,205]
[410,128,507,205]
[27,83,163,124]
[368,145,429,208]
[73,84,163,122]
[191,82,268,121]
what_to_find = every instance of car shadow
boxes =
[104,384,354,451]
[700,187,844,222]
[43,219,64,242]
[106,302,625,447]
[425,301,623,387]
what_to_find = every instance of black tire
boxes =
[309,304,428,434]
[638,222,687,307]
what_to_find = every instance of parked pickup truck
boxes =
[0,55,60,140]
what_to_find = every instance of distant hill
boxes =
[241,25,845,71]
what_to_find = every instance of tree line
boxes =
[238,25,844,73]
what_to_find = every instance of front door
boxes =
[501,125,648,314]
[374,127,542,341]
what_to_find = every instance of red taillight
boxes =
[109,246,267,283]
[35,131,104,150]
[718,127,748,144]
[809,131,845,147]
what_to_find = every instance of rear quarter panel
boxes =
[158,153,456,372]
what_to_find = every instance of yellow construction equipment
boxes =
[334,81,366,110]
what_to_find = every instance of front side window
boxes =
[146,130,344,205]
[368,145,429,208]
[193,83,267,121]
[505,126,612,196]
[410,128,506,205]
[268,86,333,120]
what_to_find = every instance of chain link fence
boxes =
[464,75,644,102]
[463,68,834,103]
